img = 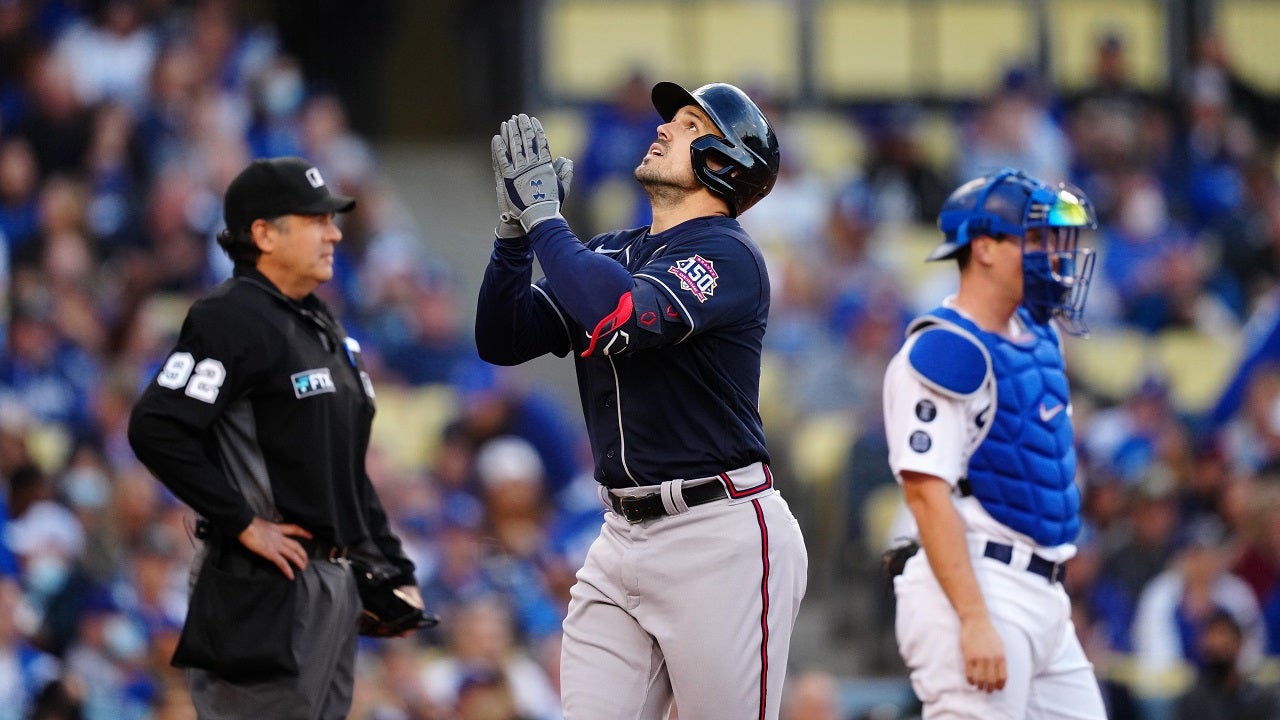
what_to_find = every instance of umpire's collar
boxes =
[232,265,342,338]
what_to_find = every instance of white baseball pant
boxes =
[894,539,1107,719]
[560,470,808,720]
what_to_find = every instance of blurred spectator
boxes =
[51,0,157,112]
[0,297,99,440]
[1082,376,1189,486]
[455,668,538,720]
[1098,169,1239,332]
[448,361,584,501]
[1216,363,1280,476]
[6,495,100,658]
[244,54,304,160]
[859,104,951,225]
[958,64,1070,184]
[1090,468,1181,654]
[571,69,660,237]
[13,48,92,178]
[1131,517,1265,681]
[1173,609,1280,720]
[418,598,561,720]
[0,136,41,255]
[1230,481,1280,617]
[0,577,60,720]
[780,669,843,720]
[476,436,549,561]
[62,586,152,720]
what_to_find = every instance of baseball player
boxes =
[476,82,808,719]
[881,168,1108,718]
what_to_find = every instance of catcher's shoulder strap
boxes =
[905,312,991,399]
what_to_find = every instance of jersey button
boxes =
[603,398,614,408]
[606,450,615,458]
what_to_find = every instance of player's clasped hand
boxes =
[491,113,564,232]
[489,115,573,239]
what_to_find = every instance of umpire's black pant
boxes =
[187,558,359,720]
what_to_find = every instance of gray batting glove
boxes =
[491,124,573,239]
[491,118,524,239]
[494,113,563,232]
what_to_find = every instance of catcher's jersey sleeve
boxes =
[883,337,974,487]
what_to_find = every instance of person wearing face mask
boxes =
[1174,609,1280,720]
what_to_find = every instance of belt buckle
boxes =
[328,546,348,563]
[617,493,656,524]
[1048,561,1065,584]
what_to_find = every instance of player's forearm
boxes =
[476,240,560,363]
[903,477,990,623]
[527,218,633,329]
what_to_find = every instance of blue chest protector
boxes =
[907,306,1081,546]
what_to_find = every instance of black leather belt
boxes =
[609,481,727,523]
[299,537,348,562]
[984,541,1066,584]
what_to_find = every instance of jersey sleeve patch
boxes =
[907,327,989,397]
[666,254,719,303]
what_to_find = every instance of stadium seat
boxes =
[813,0,916,99]
[686,1,800,101]
[1047,0,1166,92]
[368,384,458,473]
[542,0,684,102]
[1062,327,1150,403]
[1217,0,1280,94]
[1152,328,1240,414]
[928,1,1035,97]
[782,108,866,181]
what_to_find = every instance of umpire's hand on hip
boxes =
[238,516,314,580]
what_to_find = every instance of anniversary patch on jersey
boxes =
[909,430,932,453]
[667,255,718,303]
[292,368,335,398]
[915,399,937,422]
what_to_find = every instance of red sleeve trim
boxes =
[580,291,635,357]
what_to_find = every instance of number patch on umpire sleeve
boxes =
[157,352,227,404]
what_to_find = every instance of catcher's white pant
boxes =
[560,471,808,720]
[894,538,1107,719]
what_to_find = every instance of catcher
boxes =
[129,156,435,720]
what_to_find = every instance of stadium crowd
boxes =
[1,1,1280,719]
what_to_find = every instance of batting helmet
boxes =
[651,81,780,217]
[931,168,1098,334]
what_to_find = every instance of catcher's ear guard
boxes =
[881,538,920,584]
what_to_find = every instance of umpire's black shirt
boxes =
[129,266,414,584]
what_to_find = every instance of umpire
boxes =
[128,156,425,719]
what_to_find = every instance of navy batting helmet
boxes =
[651,81,780,217]
[931,168,1098,334]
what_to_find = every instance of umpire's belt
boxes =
[608,481,727,523]
[299,537,349,562]
[983,541,1066,584]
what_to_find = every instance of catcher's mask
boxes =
[932,168,1098,336]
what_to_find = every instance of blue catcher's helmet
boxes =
[930,168,1098,335]
[651,81,780,217]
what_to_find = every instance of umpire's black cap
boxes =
[224,156,356,231]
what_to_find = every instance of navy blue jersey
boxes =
[475,216,770,488]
